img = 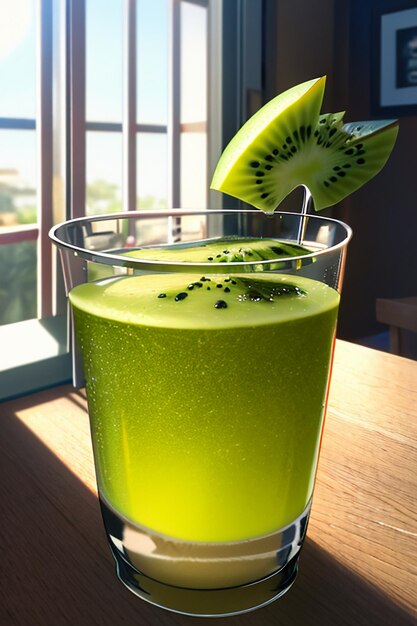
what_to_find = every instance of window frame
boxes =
[0,0,262,400]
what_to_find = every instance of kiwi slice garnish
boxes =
[125,237,312,264]
[154,275,306,310]
[210,76,399,212]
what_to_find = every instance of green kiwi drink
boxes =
[70,266,339,542]
[50,73,398,614]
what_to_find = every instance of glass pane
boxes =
[180,132,207,209]
[137,0,168,125]
[0,241,37,325]
[180,2,207,124]
[137,133,168,209]
[0,130,37,227]
[86,0,123,122]
[0,0,36,119]
[86,132,123,215]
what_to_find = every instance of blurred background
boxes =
[0,0,416,400]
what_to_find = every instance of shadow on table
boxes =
[0,386,415,626]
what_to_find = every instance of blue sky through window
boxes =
[0,0,206,208]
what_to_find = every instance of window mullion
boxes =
[168,0,181,240]
[168,0,181,208]
[68,0,86,220]
[37,0,54,318]
[123,0,137,215]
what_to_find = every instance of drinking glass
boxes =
[50,209,351,617]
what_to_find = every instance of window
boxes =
[0,0,262,400]
[0,0,37,325]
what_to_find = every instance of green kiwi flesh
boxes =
[151,275,307,311]
[210,77,399,212]
[125,236,312,264]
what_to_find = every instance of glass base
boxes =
[100,497,311,617]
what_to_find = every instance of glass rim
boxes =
[49,209,352,271]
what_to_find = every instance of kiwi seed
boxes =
[214,300,228,309]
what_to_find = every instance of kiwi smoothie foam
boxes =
[71,269,339,541]
[69,77,397,545]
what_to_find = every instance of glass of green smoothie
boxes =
[50,208,351,616]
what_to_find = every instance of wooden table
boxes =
[1,341,416,625]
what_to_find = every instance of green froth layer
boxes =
[70,271,339,541]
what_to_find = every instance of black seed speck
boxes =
[324,181,330,187]
[314,130,319,137]
[293,130,299,141]
[356,143,363,149]
[337,171,346,177]
[344,148,354,155]
[343,163,351,168]
[300,126,306,141]
[255,171,265,177]
[250,161,260,168]
[231,280,237,285]
[249,290,263,302]
[306,125,312,138]
[317,137,323,145]
[216,284,223,288]
[223,250,230,254]
[357,149,365,155]
[282,144,287,150]
[265,164,273,170]
[333,166,341,171]
[224,287,231,293]
[200,276,211,281]
[224,278,231,282]
[207,286,211,290]
[175,292,188,301]
[330,176,338,183]
[265,154,274,162]
[215,300,228,309]
[158,293,167,298]
[326,142,332,148]
[187,284,195,290]
[319,118,326,124]
[216,254,221,258]
[256,180,262,184]
[261,192,270,199]
[357,158,365,165]
[273,149,279,155]
[329,128,337,137]
[291,146,297,153]
[208,256,213,261]
[286,136,292,144]
[195,282,203,288]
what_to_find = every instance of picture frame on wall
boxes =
[372,6,417,116]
